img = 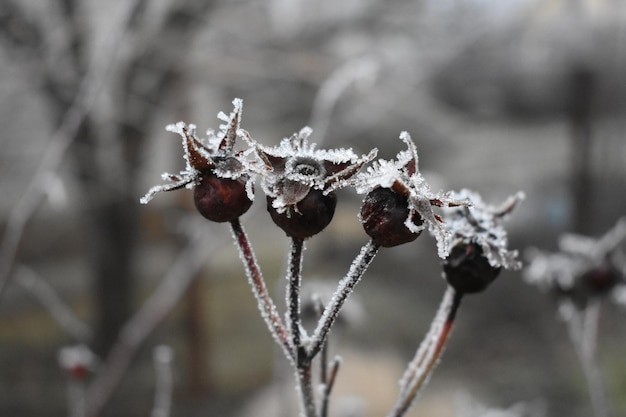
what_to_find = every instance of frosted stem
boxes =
[388,286,462,417]
[230,219,294,362]
[288,237,318,417]
[565,300,610,417]
[308,240,380,359]
[297,362,318,417]
[288,238,305,352]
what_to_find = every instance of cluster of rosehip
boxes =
[141,99,523,417]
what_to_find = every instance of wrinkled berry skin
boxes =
[360,187,423,248]
[193,172,253,222]
[268,189,337,239]
[443,242,501,294]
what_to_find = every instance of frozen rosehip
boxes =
[360,187,423,247]
[443,242,501,294]
[580,265,620,295]
[194,171,253,222]
[268,189,337,239]
[140,99,257,223]
[251,126,376,239]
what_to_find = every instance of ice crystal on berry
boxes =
[442,189,524,270]
[352,132,467,256]
[524,217,626,307]
[251,127,377,214]
[140,98,254,205]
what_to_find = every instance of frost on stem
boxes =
[140,98,255,223]
[249,126,377,239]
[524,217,626,309]
[353,132,467,251]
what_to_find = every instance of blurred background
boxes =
[0,0,625,416]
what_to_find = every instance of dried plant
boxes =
[141,98,524,417]
[524,218,626,417]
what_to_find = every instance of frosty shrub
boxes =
[524,218,626,417]
[142,99,524,417]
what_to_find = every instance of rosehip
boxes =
[443,242,501,294]
[267,189,337,239]
[193,172,253,222]
[360,187,423,247]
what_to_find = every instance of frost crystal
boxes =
[250,126,377,214]
[524,217,626,307]
[140,98,254,204]
[442,189,524,270]
[352,132,468,258]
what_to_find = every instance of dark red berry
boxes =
[581,265,620,295]
[360,187,423,248]
[193,172,253,222]
[267,189,337,239]
[554,264,622,308]
[443,242,501,294]
[67,363,90,380]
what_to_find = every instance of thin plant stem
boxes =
[85,227,216,417]
[151,345,174,417]
[0,0,146,301]
[65,375,87,417]
[313,295,328,386]
[388,286,462,417]
[297,362,318,417]
[16,266,92,343]
[230,219,294,362]
[308,240,380,358]
[288,237,317,417]
[565,300,610,417]
[321,357,342,417]
[288,237,305,352]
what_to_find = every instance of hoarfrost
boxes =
[252,126,376,213]
[442,189,523,269]
[524,217,626,293]
[140,99,254,204]
[352,132,468,258]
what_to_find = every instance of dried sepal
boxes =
[441,189,523,271]
[140,99,255,222]
[352,132,468,254]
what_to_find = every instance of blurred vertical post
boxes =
[567,67,595,234]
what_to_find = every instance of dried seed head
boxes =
[267,189,337,239]
[359,187,423,247]
[443,241,501,294]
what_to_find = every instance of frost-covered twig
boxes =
[388,286,462,417]
[308,240,380,359]
[16,266,92,343]
[287,237,317,417]
[288,237,306,354]
[230,219,294,362]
